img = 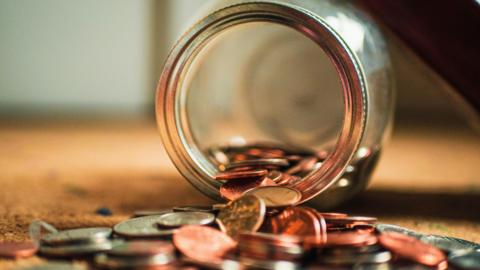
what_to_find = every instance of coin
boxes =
[41,227,112,245]
[378,232,447,268]
[240,257,300,270]
[215,169,268,181]
[285,156,317,175]
[225,158,289,170]
[325,215,378,227]
[320,250,392,265]
[375,223,422,239]
[318,212,348,219]
[173,205,215,213]
[245,186,302,208]
[132,209,172,218]
[238,232,303,261]
[326,232,378,247]
[448,249,480,270]
[173,225,237,264]
[220,177,276,201]
[39,239,119,257]
[17,262,87,270]
[113,215,176,238]
[266,170,283,183]
[0,241,37,259]
[262,207,324,243]
[106,240,174,257]
[156,212,215,228]
[216,195,266,239]
[29,220,58,247]
[420,234,480,253]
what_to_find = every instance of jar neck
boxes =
[156,1,368,203]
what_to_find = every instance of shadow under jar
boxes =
[156,0,394,209]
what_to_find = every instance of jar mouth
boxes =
[156,2,367,203]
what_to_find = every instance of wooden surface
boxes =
[0,118,479,268]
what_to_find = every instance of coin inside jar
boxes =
[156,212,215,228]
[244,186,302,208]
[220,176,276,201]
[215,169,269,181]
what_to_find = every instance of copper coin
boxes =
[285,156,317,175]
[244,186,302,208]
[216,195,266,239]
[106,240,174,257]
[0,242,37,259]
[215,169,268,181]
[276,174,302,186]
[317,212,348,219]
[267,170,283,183]
[220,177,275,201]
[379,232,447,267]
[238,232,303,261]
[326,232,378,247]
[225,158,289,170]
[325,215,378,227]
[262,207,322,241]
[173,225,237,264]
[301,207,327,246]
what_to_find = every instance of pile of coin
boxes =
[2,190,478,270]
[209,143,328,201]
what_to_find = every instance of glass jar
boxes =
[156,0,394,209]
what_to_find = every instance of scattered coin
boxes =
[113,215,176,238]
[375,223,422,239]
[379,232,447,268]
[217,195,266,238]
[448,249,480,270]
[173,225,237,264]
[17,262,87,270]
[39,239,120,257]
[156,211,215,228]
[420,234,480,253]
[326,232,378,247]
[262,207,325,245]
[95,240,176,269]
[41,227,112,245]
[29,220,58,247]
[245,186,302,208]
[173,205,215,213]
[132,209,172,218]
[0,241,37,259]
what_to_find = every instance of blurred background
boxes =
[0,0,476,124]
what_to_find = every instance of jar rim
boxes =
[156,1,367,203]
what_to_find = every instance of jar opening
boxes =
[157,2,367,203]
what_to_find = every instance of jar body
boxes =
[157,0,394,208]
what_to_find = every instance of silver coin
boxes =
[95,252,175,269]
[113,215,176,238]
[448,249,480,269]
[225,158,289,170]
[420,234,480,253]
[240,257,300,270]
[320,250,392,265]
[29,220,58,247]
[41,227,112,245]
[156,211,215,228]
[39,239,120,257]
[375,223,422,239]
[132,209,172,218]
[173,205,215,213]
[16,262,87,270]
